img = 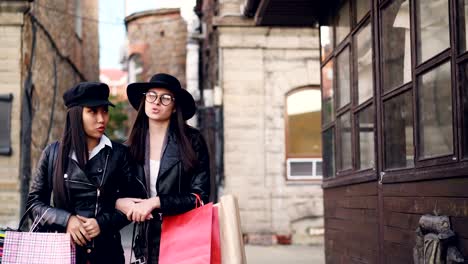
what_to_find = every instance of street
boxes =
[121,225,325,263]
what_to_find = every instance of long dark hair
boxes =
[53,106,89,209]
[127,98,197,171]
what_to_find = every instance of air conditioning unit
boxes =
[286,158,323,180]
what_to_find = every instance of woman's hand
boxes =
[128,197,160,222]
[116,197,143,215]
[66,215,91,246]
[76,215,101,239]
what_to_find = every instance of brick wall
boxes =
[125,9,187,87]
[0,0,99,226]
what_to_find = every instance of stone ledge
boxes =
[0,0,31,15]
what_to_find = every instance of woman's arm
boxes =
[26,143,72,230]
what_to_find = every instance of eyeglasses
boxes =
[143,91,175,106]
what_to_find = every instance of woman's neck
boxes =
[148,119,170,136]
[87,137,100,152]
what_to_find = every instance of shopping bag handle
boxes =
[17,206,51,232]
[192,193,204,208]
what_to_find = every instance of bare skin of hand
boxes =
[66,215,91,246]
[128,197,161,222]
[115,197,143,215]
[76,215,101,239]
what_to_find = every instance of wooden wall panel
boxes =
[382,177,468,262]
[324,182,379,264]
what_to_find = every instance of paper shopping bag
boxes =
[159,202,221,264]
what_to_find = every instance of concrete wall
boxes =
[217,26,323,244]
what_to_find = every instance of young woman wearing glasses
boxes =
[116,73,210,263]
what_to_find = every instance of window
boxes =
[415,0,450,64]
[337,47,351,108]
[322,60,334,125]
[356,0,371,23]
[458,0,468,52]
[337,112,352,171]
[285,88,322,180]
[336,1,351,44]
[320,25,334,61]
[418,62,453,158]
[356,22,373,104]
[0,94,13,156]
[381,0,411,92]
[320,0,376,181]
[357,105,374,170]
[323,128,335,178]
[287,158,323,180]
[128,54,144,83]
[320,0,468,186]
[75,0,82,39]
[383,91,414,169]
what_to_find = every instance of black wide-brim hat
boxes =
[127,73,196,120]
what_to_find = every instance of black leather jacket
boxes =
[124,125,211,213]
[126,126,211,261]
[26,140,133,264]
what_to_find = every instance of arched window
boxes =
[285,87,322,180]
[128,54,143,83]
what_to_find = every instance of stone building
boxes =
[195,0,323,244]
[0,0,99,226]
[123,8,187,87]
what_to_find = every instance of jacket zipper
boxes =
[66,179,96,187]
[95,153,110,216]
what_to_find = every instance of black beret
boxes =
[63,82,115,108]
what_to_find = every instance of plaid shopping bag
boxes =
[2,231,75,264]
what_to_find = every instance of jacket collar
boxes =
[71,134,112,162]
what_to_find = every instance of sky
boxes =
[98,0,196,69]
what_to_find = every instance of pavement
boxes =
[121,224,325,264]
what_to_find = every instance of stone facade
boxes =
[124,9,187,87]
[0,0,99,226]
[198,0,323,244]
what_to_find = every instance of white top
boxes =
[149,159,161,197]
[71,134,112,162]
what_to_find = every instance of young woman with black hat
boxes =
[116,73,210,263]
[26,82,133,263]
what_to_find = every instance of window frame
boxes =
[321,0,377,188]
[321,0,468,188]
[128,53,144,83]
[75,0,83,39]
[0,94,13,156]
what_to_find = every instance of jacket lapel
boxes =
[157,130,181,180]
[144,128,181,193]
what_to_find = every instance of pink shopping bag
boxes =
[159,198,221,264]
[2,231,76,264]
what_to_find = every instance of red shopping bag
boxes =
[159,197,221,264]
[2,231,76,264]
